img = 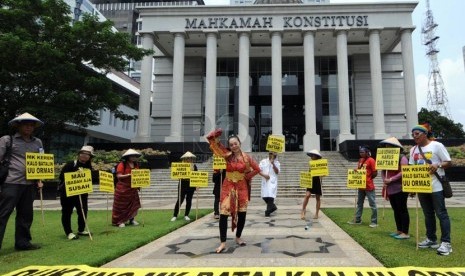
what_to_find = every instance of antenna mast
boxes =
[421,0,450,118]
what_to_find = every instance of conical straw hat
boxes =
[379,137,403,148]
[8,112,43,127]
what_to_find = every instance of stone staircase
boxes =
[89,151,465,200]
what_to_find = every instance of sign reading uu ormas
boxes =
[131,169,151,188]
[266,135,285,153]
[64,170,93,197]
[401,165,432,194]
[171,162,192,179]
[190,171,209,188]
[26,152,55,180]
[346,169,366,189]
[375,148,400,170]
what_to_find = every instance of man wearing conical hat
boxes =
[0,113,44,251]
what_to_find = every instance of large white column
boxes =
[271,31,284,142]
[133,33,154,142]
[238,32,252,152]
[302,30,320,152]
[166,32,185,142]
[401,28,418,136]
[336,30,355,145]
[369,29,388,139]
[204,31,218,137]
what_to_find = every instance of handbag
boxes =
[417,146,453,198]
[0,135,13,191]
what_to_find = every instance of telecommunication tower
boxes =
[421,0,450,118]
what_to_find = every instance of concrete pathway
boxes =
[34,196,465,268]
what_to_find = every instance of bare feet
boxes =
[215,242,226,253]
[313,215,319,219]
[235,238,246,246]
[301,210,306,220]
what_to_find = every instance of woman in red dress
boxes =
[207,129,268,253]
[112,149,142,227]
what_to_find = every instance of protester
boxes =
[301,149,323,220]
[409,123,452,255]
[379,137,410,239]
[206,129,266,253]
[112,149,141,227]
[348,145,378,227]
[58,146,95,240]
[212,169,225,220]
[259,152,280,217]
[0,113,44,250]
[171,151,197,222]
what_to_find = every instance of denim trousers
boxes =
[355,189,377,224]
[418,191,451,243]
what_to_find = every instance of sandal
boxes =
[301,210,306,220]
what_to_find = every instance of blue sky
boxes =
[204,0,465,128]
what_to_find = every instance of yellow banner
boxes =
[309,159,329,176]
[171,162,192,179]
[401,165,432,193]
[299,171,312,188]
[6,265,465,276]
[99,170,114,193]
[190,171,209,187]
[375,148,400,170]
[131,169,151,188]
[347,169,366,189]
[265,135,285,153]
[25,152,55,180]
[64,170,93,197]
[212,155,226,169]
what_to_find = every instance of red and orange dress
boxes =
[207,130,260,231]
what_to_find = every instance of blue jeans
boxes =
[418,191,451,243]
[355,189,377,224]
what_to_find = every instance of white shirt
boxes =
[259,158,280,198]
[409,141,451,192]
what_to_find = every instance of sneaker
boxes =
[437,242,452,256]
[130,220,139,226]
[214,214,220,220]
[67,233,79,240]
[170,217,176,222]
[184,216,191,221]
[347,220,362,225]
[77,230,90,235]
[418,238,439,249]
[369,223,378,228]
[118,223,125,228]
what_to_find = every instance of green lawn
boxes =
[0,208,212,275]
[323,206,464,267]
[2,206,463,274]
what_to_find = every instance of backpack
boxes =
[112,161,125,186]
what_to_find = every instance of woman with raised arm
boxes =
[206,129,267,253]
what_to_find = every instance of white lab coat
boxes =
[259,158,280,198]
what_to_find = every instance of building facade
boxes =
[135,2,419,152]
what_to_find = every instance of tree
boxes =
[0,0,152,146]
[418,108,465,138]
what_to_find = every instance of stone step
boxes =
[89,151,465,200]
